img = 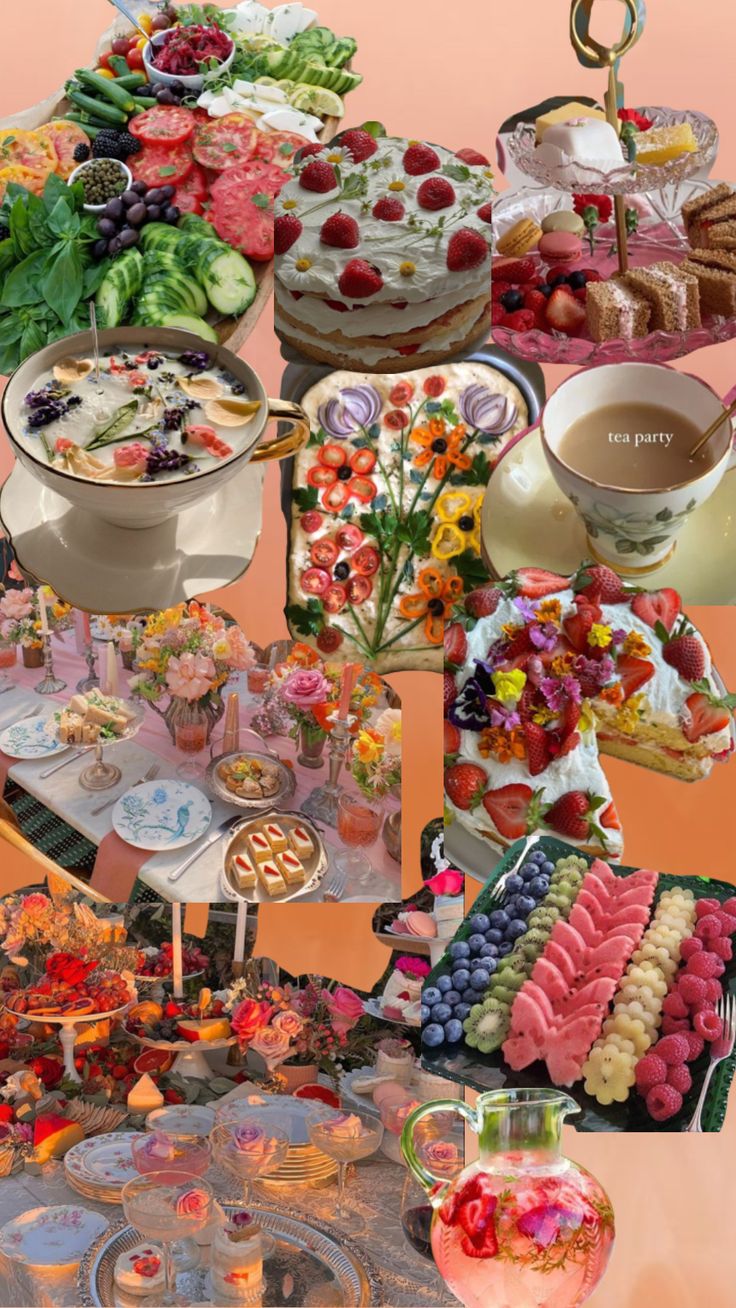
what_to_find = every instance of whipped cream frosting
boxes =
[277,310,481,364]
[275,276,478,338]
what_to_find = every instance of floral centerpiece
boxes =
[129,601,255,746]
[350,707,402,798]
[0,891,139,976]
[271,643,383,765]
[0,586,72,664]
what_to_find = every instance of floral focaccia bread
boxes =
[286,362,529,672]
[444,566,735,858]
[274,131,493,371]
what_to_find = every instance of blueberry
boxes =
[436,975,453,994]
[452,968,471,990]
[549,273,569,288]
[423,986,442,1007]
[498,941,514,956]
[541,860,556,877]
[444,990,462,1007]
[517,895,536,915]
[449,940,471,960]
[468,933,486,954]
[431,1003,452,1023]
[529,876,550,897]
[506,919,528,941]
[505,874,524,894]
[420,1004,431,1025]
[489,910,509,929]
[500,288,524,311]
[520,866,538,882]
[470,969,490,991]
[503,898,519,914]
[454,1003,471,1022]
[482,957,498,976]
[539,282,553,297]
[461,989,478,1005]
[421,1023,445,1048]
[568,270,587,289]
[470,913,491,933]
[479,943,498,959]
[485,929,503,945]
[444,1019,464,1043]
[529,850,548,865]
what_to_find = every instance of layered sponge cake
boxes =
[274,129,493,371]
[444,567,734,859]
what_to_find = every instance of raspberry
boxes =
[646,1083,683,1122]
[677,973,707,1007]
[686,951,722,979]
[666,1063,692,1095]
[320,212,360,248]
[491,302,506,325]
[447,228,489,272]
[337,258,384,299]
[694,913,722,941]
[661,1014,690,1035]
[704,978,722,1002]
[403,142,441,175]
[694,1009,723,1041]
[695,897,721,919]
[662,991,689,1019]
[722,897,736,917]
[299,160,338,192]
[455,147,490,165]
[682,1030,705,1061]
[711,936,733,963]
[274,213,303,255]
[634,1052,667,1091]
[417,177,456,210]
[717,911,736,938]
[477,202,492,223]
[655,1033,690,1065]
[338,129,378,163]
[491,280,511,302]
[372,196,404,222]
[504,309,536,331]
[679,936,703,961]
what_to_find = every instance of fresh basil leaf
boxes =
[82,258,111,298]
[20,317,46,360]
[0,337,20,375]
[1,249,49,307]
[42,241,83,325]
[0,314,23,347]
[46,197,80,240]
[43,171,72,209]
[9,195,33,257]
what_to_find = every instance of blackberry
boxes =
[92,130,141,163]
[72,142,91,163]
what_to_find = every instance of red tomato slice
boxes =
[347,575,373,605]
[335,523,364,551]
[310,538,339,568]
[323,584,348,614]
[321,483,351,512]
[300,511,323,534]
[349,476,377,503]
[252,130,307,165]
[316,627,344,653]
[352,545,380,576]
[210,160,287,201]
[320,443,348,469]
[173,163,207,214]
[192,114,257,170]
[349,448,377,475]
[209,190,273,261]
[301,567,330,597]
[130,142,193,188]
[307,465,336,490]
[128,106,195,146]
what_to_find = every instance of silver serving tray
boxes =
[220,811,328,905]
[78,1203,383,1306]
[206,730,297,814]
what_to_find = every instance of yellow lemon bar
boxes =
[635,123,697,166]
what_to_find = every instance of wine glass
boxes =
[307,1109,384,1233]
[333,792,384,887]
[174,703,209,780]
[122,1171,214,1307]
[211,1120,289,1257]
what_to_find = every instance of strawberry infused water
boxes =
[402,1089,614,1308]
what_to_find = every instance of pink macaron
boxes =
[537,230,583,265]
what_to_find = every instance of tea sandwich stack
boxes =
[679,249,736,316]
[621,262,701,333]
[682,183,736,250]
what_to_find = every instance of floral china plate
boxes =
[112,779,212,852]
[481,425,736,605]
[0,1205,108,1267]
[0,714,68,760]
[65,1133,144,1188]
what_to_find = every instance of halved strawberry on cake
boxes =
[444,566,735,859]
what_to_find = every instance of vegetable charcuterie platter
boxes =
[0,2,360,369]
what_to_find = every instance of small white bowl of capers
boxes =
[68,157,132,214]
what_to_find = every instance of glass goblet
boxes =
[211,1120,289,1257]
[307,1109,384,1233]
[122,1171,214,1307]
[334,792,384,887]
[132,1131,211,1182]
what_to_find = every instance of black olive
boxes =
[92,238,110,260]
[336,466,352,481]
[146,188,165,206]
[132,180,148,197]
[119,227,140,249]
[160,184,176,200]
[97,217,117,238]
[104,197,124,221]
[108,236,122,256]
[146,204,162,222]
[163,205,180,224]
[334,562,350,581]
[156,88,177,105]
[121,190,139,208]
[428,598,445,616]
[431,437,448,453]
[127,202,147,227]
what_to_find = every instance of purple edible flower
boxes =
[529,621,558,652]
[448,678,491,732]
[513,596,536,622]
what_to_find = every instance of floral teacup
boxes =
[541,362,736,574]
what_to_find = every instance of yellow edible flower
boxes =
[623,631,652,658]
[615,693,646,735]
[588,623,613,649]
[579,701,596,734]
[532,706,556,726]
[536,599,561,624]
[354,729,384,764]
[492,669,527,706]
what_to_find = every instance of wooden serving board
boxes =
[0,12,342,353]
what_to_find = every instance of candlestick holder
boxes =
[34,633,66,695]
[76,639,99,693]
[301,714,354,826]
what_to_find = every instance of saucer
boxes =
[0,460,264,613]
[481,426,736,603]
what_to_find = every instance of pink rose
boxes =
[222,625,256,671]
[426,869,464,897]
[272,1009,303,1039]
[165,651,217,701]
[231,1123,279,1166]
[323,986,364,1034]
[176,1186,210,1218]
[249,1026,292,1069]
[114,442,149,475]
[20,893,50,915]
[0,589,33,622]
[231,998,273,1049]
[419,1139,461,1176]
[282,668,331,709]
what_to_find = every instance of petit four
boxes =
[233,853,257,890]
[275,849,306,884]
[623,261,701,332]
[635,122,697,166]
[211,1212,263,1305]
[534,101,607,142]
[114,1244,165,1297]
[274,133,493,371]
[247,830,272,864]
[375,1038,414,1084]
[255,859,287,896]
[496,218,542,256]
[535,117,623,168]
[289,824,314,859]
[263,821,287,853]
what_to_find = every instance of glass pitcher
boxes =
[401,1088,615,1308]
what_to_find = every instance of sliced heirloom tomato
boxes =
[252,129,308,166]
[301,567,330,596]
[128,106,195,145]
[323,584,348,614]
[310,538,339,568]
[349,448,377,475]
[192,113,257,170]
[300,511,324,534]
[335,523,363,551]
[316,627,344,653]
[131,141,193,188]
[352,544,380,576]
[173,162,208,214]
[346,575,373,605]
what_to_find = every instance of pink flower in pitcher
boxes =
[165,651,217,701]
[250,1026,292,1068]
[0,589,33,622]
[231,998,273,1048]
[425,868,464,897]
[220,624,256,671]
[419,1139,461,1175]
[272,1008,303,1039]
[323,986,364,1033]
[282,668,331,709]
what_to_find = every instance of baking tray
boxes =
[220,811,328,904]
[421,834,736,1133]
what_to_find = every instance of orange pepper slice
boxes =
[398,593,428,620]
[418,567,443,597]
[444,577,464,602]
[412,448,433,468]
[425,611,445,644]
[429,417,446,438]
[432,455,448,479]
[411,426,432,448]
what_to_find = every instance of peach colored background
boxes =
[2,5,736,1304]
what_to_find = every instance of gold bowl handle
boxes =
[250,398,310,463]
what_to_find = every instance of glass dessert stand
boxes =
[53,701,146,792]
[9,1002,133,1083]
[127,1029,237,1080]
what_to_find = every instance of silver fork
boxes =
[685,991,736,1132]
[90,762,160,817]
[487,835,544,902]
[322,869,347,902]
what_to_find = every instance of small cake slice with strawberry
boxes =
[114,1245,165,1297]
[445,566,734,857]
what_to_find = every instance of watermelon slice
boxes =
[530,957,569,1002]
[546,1014,604,1086]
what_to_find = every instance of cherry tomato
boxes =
[300,511,323,534]
[301,567,330,597]
[347,575,373,604]
[349,448,377,475]
[321,483,351,512]
[350,476,377,503]
[126,47,145,70]
[353,545,380,576]
[111,37,131,55]
[98,52,114,70]
[390,381,414,405]
[95,67,116,80]
[335,523,364,551]
[310,538,339,568]
[320,443,348,468]
[307,465,337,489]
[317,627,344,653]
[323,584,348,614]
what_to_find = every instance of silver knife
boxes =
[167,816,236,884]
[39,749,84,780]
[91,762,160,816]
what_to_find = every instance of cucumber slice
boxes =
[197,249,257,317]
[158,312,219,342]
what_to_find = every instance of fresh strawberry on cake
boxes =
[274,129,493,371]
[444,566,735,858]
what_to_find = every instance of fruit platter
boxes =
[281,349,544,673]
[0,1,361,370]
[124,990,235,1079]
[134,940,209,983]
[420,835,736,1132]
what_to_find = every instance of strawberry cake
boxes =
[444,566,735,858]
[274,129,493,371]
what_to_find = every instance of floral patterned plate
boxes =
[0,1204,108,1266]
[0,714,68,760]
[65,1133,144,1189]
[111,779,212,851]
